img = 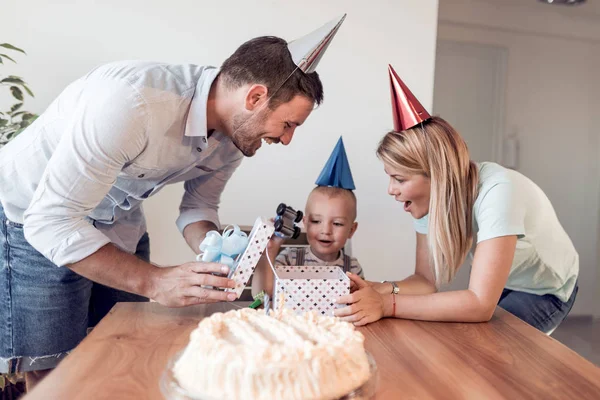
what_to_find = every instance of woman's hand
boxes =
[349,277,369,293]
[350,279,393,294]
[335,273,389,326]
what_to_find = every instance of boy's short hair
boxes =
[308,186,357,221]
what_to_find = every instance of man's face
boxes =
[230,94,314,157]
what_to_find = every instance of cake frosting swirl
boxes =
[173,308,371,400]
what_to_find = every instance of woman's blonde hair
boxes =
[376,116,479,286]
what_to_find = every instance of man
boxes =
[0,15,345,388]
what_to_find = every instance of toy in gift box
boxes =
[272,265,350,316]
[197,217,274,298]
[273,203,303,240]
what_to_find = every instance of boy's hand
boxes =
[267,235,285,249]
[267,218,285,252]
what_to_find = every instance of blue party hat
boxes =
[315,137,355,190]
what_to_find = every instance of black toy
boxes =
[273,203,303,239]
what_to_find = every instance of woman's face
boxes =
[384,162,431,219]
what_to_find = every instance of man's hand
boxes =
[148,262,238,307]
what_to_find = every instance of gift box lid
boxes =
[274,265,349,281]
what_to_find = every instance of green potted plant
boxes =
[0,42,38,149]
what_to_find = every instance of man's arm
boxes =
[177,155,243,253]
[183,220,219,255]
[23,79,147,266]
[69,243,238,306]
[23,79,236,306]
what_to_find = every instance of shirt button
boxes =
[196,147,202,152]
[202,137,207,143]
[138,174,145,178]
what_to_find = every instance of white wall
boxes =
[439,0,600,316]
[1,1,440,281]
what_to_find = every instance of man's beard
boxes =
[230,108,270,157]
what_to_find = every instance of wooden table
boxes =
[25,302,600,400]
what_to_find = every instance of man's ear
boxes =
[244,84,268,111]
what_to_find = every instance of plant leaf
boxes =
[11,103,23,113]
[0,119,8,128]
[0,53,16,63]
[22,113,37,121]
[1,76,25,85]
[19,119,33,129]
[22,84,34,97]
[11,111,26,118]
[10,86,24,101]
[0,43,26,54]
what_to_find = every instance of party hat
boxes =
[389,64,431,131]
[287,14,346,73]
[315,136,355,190]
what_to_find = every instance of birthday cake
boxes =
[172,308,371,400]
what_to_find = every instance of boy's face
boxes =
[303,191,358,262]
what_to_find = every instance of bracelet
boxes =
[382,280,400,295]
[391,293,396,316]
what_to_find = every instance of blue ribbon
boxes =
[197,225,249,269]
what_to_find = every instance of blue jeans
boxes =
[497,283,578,333]
[0,205,149,373]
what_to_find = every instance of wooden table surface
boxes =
[25,302,600,400]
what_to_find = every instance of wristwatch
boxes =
[382,280,399,295]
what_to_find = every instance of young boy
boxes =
[252,137,364,297]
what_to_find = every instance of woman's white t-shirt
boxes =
[413,162,578,302]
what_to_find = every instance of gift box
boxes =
[272,265,350,316]
[225,217,274,297]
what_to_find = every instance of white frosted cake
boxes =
[172,308,371,400]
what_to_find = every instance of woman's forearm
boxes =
[383,289,495,322]
[395,273,437,295]
[375,273,437,295]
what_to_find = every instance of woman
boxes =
[335,66,578,333]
